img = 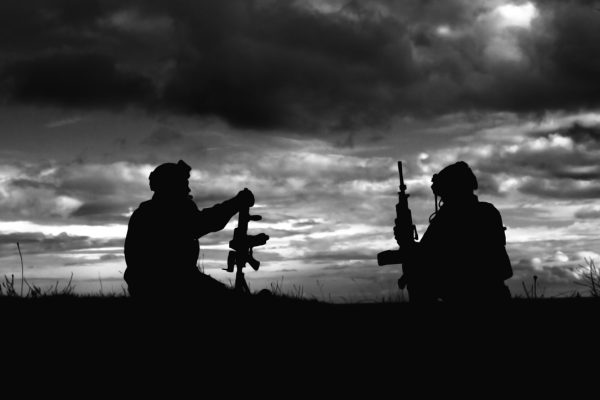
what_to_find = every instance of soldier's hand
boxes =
[236,188,255,208]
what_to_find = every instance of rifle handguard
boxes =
[226,198,270,279]
[229,233,269,251]
[250,233,269,247]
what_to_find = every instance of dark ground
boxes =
[0,294,594,394]
[2,294,597,342]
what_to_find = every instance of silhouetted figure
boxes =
[124,160,254,299]
[396,161,513,303]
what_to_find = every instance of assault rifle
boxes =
[377,162,422,301]
[224,189,269,293]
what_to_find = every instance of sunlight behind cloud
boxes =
[102,9,173,34]
[477,2,540,63]
[495,2,538,28]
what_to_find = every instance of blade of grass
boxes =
[17,242,24,297]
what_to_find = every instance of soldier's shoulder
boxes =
[476,201,503,223]
[129,200,154,216]
[139,199,153,207]
[135,200,154,211]
[477,201,500,212]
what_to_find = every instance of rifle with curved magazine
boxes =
[377,162,423,301]
[224,189,269,293]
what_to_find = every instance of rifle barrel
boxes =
[398,161,406,192]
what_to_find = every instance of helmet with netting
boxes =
[431,161,478,198]
[149,160,192,193]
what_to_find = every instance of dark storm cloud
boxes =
[2,52,155,109]
[99,253,123,261]
[575,206,600,219]
[452,120,600,200]
[504,240,600,297]
[512,257,580,285]
[474,172,503,197]
[291,219,322,228]
[141,127,185,146]
[0,161,148,224]
[520,179,600,200]
[537,123,600,148]
[303,249,377,264]
[3,0,600,129]
[172,0,600,127]
[0,232,122,258]
[1,147,395,229]
[70,201,131,223]
[161,0,418,129]
[10,179,56,191]
[481,132,599,179]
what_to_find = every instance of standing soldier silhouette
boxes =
[396,161,513,302]
[124,160,255,299]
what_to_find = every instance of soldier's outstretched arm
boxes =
[194,188,255,237]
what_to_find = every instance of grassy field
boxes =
[2,261,599,354]
[1,278,596,388]
[2,281,599,330]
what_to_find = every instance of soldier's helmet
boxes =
[149,160,192,193]
[431,161,478,198]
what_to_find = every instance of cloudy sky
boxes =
[1,0,600,300]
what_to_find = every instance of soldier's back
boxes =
[125,197,202,297]
[421,199,511,302]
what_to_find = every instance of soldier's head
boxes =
[149,160,192,198]
[431,161,478,202]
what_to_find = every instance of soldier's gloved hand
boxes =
[235,188,255,209]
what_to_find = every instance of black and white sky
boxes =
[1,0,600,299]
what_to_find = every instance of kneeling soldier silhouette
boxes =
[415,161,513,302]
[124,160,258,299]
[381,161,513,303]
